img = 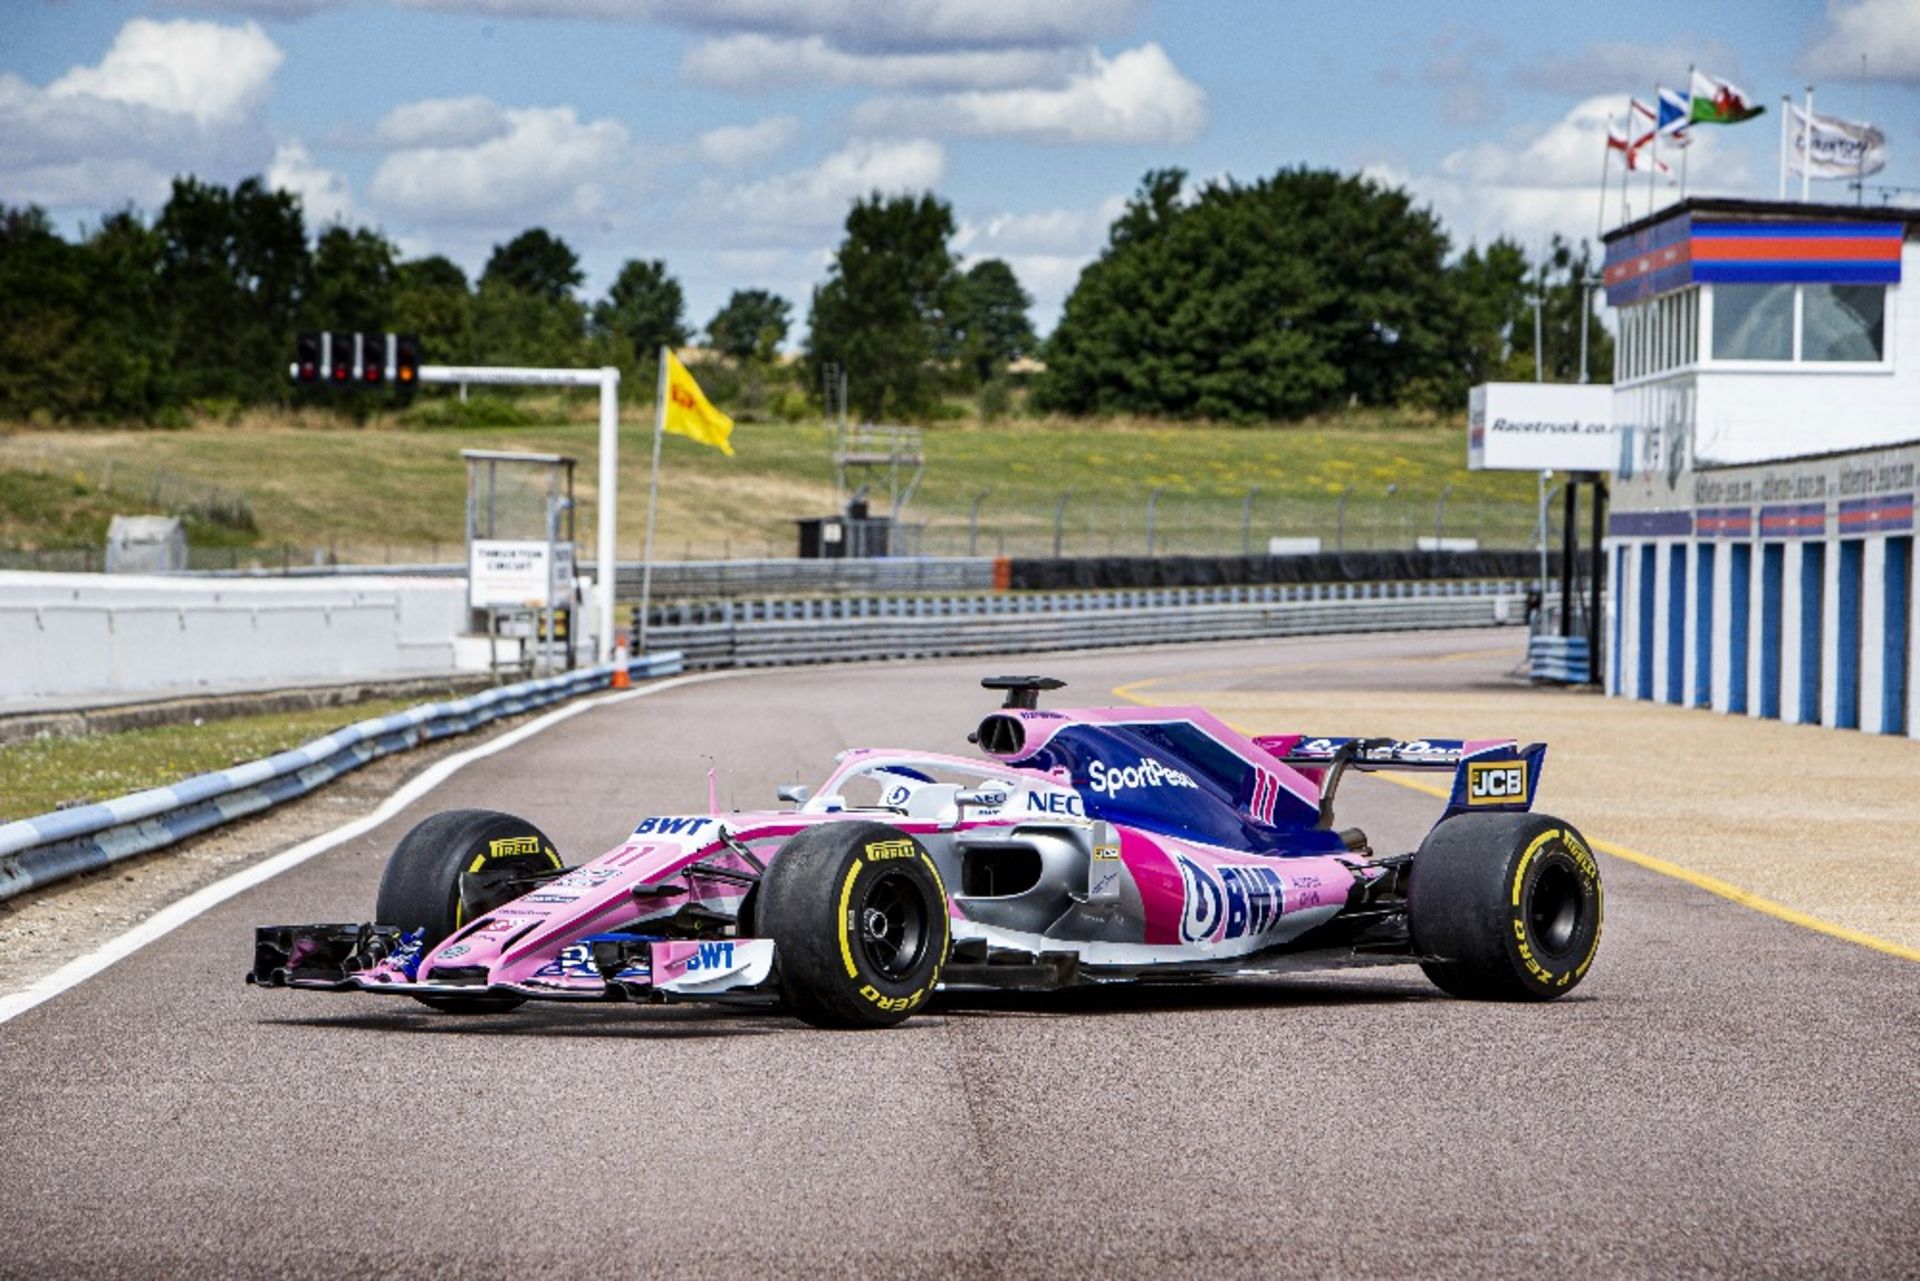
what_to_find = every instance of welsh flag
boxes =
[1689,69,1764,125]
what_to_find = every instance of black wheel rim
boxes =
[857,870,930,982]
[1529,860,1582,957]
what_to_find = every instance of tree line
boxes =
[1,166,1605,426]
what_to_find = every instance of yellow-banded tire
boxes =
[757,821,949,1029]
[1408,812,1602,1001]
[375,808,562,1014]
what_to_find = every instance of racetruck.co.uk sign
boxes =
[1468,383,1617,472]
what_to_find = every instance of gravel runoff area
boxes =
[1116,633,1920,954]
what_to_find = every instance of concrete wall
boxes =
[0,573,468,702]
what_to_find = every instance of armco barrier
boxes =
[0,652,682,903]
[647,589,1520,670]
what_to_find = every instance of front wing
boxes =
[248,924,777,1004]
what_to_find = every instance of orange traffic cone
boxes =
[610,630,631,689]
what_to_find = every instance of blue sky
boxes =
[5,0,1917,336]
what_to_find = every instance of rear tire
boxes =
[1408,812,1602,1001]
[756,821,949,1029]
[375,808,561,1014]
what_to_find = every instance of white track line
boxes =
[0,670,750,1025]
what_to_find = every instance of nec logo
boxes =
[1466,760,1529,806]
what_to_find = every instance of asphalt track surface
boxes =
[2,631,1916,1279]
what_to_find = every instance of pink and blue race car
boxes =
[249,676,1603,1026]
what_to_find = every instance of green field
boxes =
[0,405,1539,564]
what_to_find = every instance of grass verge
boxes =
[0,697,424,822]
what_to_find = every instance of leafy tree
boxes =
[474,280,588,369]
[154,175,310,406]
[591,258,689,366]
[392,254,475,365]
[305,225,397,335]
[950,258,1035,384]
[1035,167,1462,421]
[78,210,169,420]
[1447,237,1533,389]
[397,254,469,294]
[707,288,792,364]
[481,228,582,303]
[0,206,91,419]
[807,192,960,420]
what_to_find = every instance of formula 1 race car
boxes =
[249,676,1603,1026]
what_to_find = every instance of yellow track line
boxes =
[1109,680,1920,966]
[1112,644,1517,703]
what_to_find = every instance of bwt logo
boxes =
[1087,758,1199,797]
[1466,760,1529,806]
[685,941,735,972]
[1176,856,1285,944]
[633,816,713,837]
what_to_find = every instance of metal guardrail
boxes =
[646,579,1525,626]
[0,652,683,903]
[183,557,1001,597]
[650,590,1521,670]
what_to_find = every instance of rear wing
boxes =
[1254,735,1547,824]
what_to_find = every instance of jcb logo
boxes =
[1466,761,1528,806]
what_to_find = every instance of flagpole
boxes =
[1596,109,1612,238]
[1647,94,1659,211]
[1619,102,1634,225]
[637,345,668,655]
[1778,95,1790,198]
[1801,85,1814,202]
[1679,68,1692,200]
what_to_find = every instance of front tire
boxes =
[375,808,561,1013]
[1408,812,1602,1001]
[756,822,949,1029]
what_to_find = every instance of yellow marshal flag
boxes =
[661,349,735,456]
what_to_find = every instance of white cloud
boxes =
[693,114,802,168]
[369,103,631,224]
[1800,0,1920,83]
[850,43,1204,144]
[1376,96,1755,252]
[0,19,281,210]
[193,0,1142,49]
[376,0,1140,51]
[681,33,1078,92]
[48,18,282,126]
[374,95,508,148]
[267,141,358,226]
[953,195,1124,258]
[716,137,946,231]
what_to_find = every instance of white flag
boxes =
[1788,103,1888,179]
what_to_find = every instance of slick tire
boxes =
[376,808,561,1014]
[757,821,949,1029]
[1408,812,1602,1001]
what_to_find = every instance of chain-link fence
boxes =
[911,491,1542,559]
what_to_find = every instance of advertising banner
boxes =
[1468,383,1617,472]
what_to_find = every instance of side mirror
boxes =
[776,783,811,805]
